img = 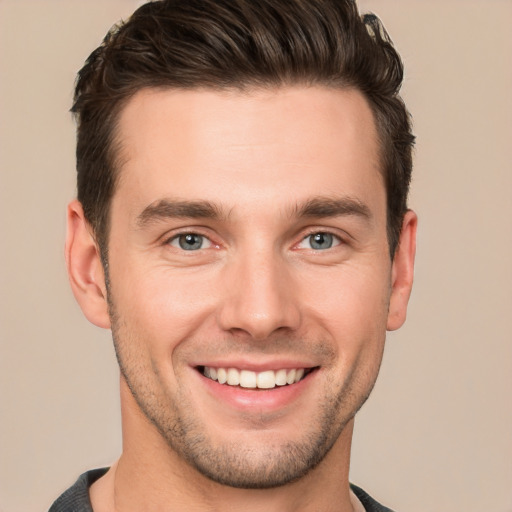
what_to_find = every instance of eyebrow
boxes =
[136,195,372,228]
[292,196,372,221]
[136,199,227,228]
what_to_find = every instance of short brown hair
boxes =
[72,0,414,258]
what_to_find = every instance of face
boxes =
[95,86,411,488]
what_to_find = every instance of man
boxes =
[50,0,416,510]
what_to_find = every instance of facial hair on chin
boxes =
[107,291,380,489]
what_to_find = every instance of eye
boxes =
[169,233,212,251]
[298,232,341,250]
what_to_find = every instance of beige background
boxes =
[1,1,511,511]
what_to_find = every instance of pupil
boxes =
[179,234,202,250]
[311,232,332,250]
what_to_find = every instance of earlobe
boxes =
[387,210,417,331]
[65,199,111,329]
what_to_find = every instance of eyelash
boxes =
[163,228,346,253]
[165,230,215,251]
[296,231,344,251]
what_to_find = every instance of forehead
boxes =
[113,86,384,221]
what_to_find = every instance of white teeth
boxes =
[240,370,257,388]
[217,368,227,384]
[275,369,287,386]
[257,370,276,389]
[227,368,240,386]
[202,366,309,389]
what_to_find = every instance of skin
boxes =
[66,86,416,512]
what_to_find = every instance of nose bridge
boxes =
[218,243,301,339]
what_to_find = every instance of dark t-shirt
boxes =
[49,468,395,511]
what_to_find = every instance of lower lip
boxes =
[195,369,317,412]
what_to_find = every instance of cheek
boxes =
[300,264,391,353]
[110,263,219,345]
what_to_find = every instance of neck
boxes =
[91,378,357,512]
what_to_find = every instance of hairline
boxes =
[95,81,394,263]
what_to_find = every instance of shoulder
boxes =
[49,468,109,512]
[350,483,396,512]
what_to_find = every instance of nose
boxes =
[217,248,302,340]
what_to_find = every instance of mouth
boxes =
[197,366,317,389]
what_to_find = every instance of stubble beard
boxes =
[107,294,380,489]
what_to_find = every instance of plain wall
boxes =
[0,1,511,511]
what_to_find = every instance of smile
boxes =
[201,366,312,389]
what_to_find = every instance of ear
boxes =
[387,210,417,331]
[65,199,111,329]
